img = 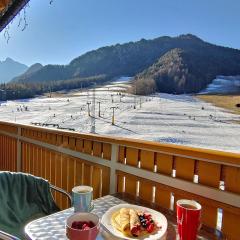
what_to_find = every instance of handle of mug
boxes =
[198,212,202,231]
[198,223,202,231]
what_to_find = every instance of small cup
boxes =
[66,212,100,240]
[72,186,94,212]
[176,199,201,240]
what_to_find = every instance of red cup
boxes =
[176,199,201,240]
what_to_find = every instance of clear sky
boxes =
[0,0,239,66]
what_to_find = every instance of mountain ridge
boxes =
[11,63,43,82]
[0,58,28,83]
[9,34,240,94]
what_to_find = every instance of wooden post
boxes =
[110,107,117,125]
[17,127,22,172]
[87,102,91,116]
[97,101,101,117]
[110,144,119,194]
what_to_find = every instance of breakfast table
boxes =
[25,193,225,240]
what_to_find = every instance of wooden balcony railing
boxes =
[0,120,240,239]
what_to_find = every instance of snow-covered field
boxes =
[0,78,240,153]
[200,76,240,94]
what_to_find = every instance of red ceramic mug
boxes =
[176,199,201,240]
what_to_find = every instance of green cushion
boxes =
[0,171,60,239]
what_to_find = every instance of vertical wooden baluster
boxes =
[29,144,33,174]
[222,165,240,239]
[125,175,137,196]
[117,174,124,192]
[55,153,62,209]
[140,150,154,171]
[83,163,91,185]
[156,153,173,176]
[61,154,68,209]
[50,151,56,199]
[198,161,221,228]
[75,159,82,186]
[76,139,83,152]
[84,140,92,155]
[126,147,138,167]
[118,146,125,163]
[68,157,75,206]
[175,156,195,181]
[139,180,153,203]
[101,166,110,196]
[92,167,101,199]
[93,142,102,157]
[69,138,76,151]
[103,143,111,160]
[155,184,171,209]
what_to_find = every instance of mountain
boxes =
[135,47,232,94]
[0,58,28,83]
[135,39,240,93]
[13,34,240,94]
[11,63,43,82]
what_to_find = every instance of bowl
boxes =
[66,212,100,240]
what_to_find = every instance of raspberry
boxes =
[147,223,154,233]
[72,221,95,230]
[146,220,150,226]
[71,221,78,228]
[89,221,95,228]
[82,223,89,229]
[83,226,91,230]
[131,226,140,237]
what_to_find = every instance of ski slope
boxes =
[0,78,240,153]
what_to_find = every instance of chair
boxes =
[0,171,71,239]
[0,230,21,240]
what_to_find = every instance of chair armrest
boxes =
[0,230,20,240]
[50,184,72,206]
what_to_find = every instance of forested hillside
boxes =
[3,34,240,98]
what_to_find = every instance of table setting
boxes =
[25,185,216,240]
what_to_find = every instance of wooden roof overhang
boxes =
[0,0,30,32]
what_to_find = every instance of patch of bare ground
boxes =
[197,94,240,115]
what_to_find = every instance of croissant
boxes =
[119,208,130,232]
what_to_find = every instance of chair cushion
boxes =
[0,171,60,239]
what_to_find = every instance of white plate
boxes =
[101,204,168,240]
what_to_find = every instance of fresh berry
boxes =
[146,220,150,225]
[131,225,140,237]
[83,226,90,230]
[89,221,95,228]
[144,213,151,218]
[71,221,95,230]
[147,223,154,233]
[82,223,88,229]
[142,223,147,228]
[72,221,78,228]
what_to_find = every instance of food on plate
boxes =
[129,209,141,236]
[111,207,161,237]
[71,221,95,230]
[120,208,130,231]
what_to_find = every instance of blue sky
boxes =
[0,0,239,66]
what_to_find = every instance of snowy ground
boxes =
[0,78,240,153]
[200,76,240,94]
